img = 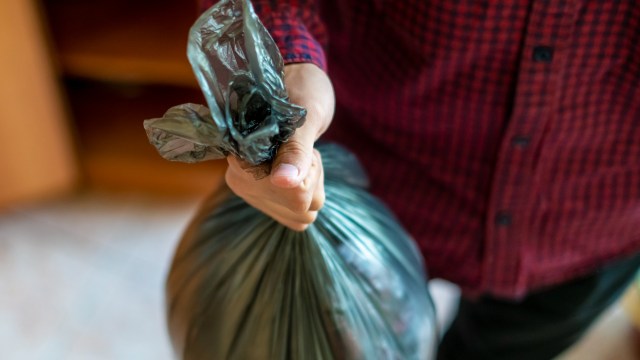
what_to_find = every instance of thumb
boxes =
[271,138,312,188]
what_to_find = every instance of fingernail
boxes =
[274,163,299,179]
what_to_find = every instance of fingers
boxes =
[266,62,334,190]
[270,138,312,189]
[246,200,319,232]
[222,63,334,231]
[226,155,316,213]
[225,149,325,231]
[308,150,325,212]
[227,154,324,213]
[269,211,318,232]
[284,63,335,137]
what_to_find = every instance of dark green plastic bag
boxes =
[144,1,437,359]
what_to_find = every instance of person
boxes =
[201,1,640,359]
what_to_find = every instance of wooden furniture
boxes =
[0,0,77,208]
[0,0,226,208]
[45,0,199,87]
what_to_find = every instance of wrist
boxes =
[284,63,335,142]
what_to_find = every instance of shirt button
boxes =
[495,211,512,226]
[532,46,554,63]
[511,135,531,148]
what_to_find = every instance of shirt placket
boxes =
[482,0,575,297]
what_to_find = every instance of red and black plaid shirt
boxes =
[201,0,640,298]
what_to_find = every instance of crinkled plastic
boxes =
[143,0,437,359]
[144,0,305,170]
[168,143,437,359]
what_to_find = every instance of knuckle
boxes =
[225,170,251,198]
[289,203,308,215]
[306,101,329,124]
[302,212,318,224]
[278,215,310,232]
[289,193,312,214]
[279,139,309,159]
[224,170,238,191]
[290,223,309,232]
[284,138,306,152]
[311,194,325,211]
[307,195,324,212]
[293,211,317,227]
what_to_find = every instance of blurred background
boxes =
[1,0,222,358]
[0,0,638,359]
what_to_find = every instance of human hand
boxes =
[225,63,335,231]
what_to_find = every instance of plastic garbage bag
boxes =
[144,0,306,175]
[165,142,437,360]
[143,0,437,359]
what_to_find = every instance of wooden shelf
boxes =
[0,0,78,208]
[67,80,226,196]
[43,0,199,87]
[37,0,224,197]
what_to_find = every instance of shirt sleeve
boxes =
[198,0,328,71]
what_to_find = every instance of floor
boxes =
[0,191,638,359]
[0,192,193,360]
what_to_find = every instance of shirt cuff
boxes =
[250,1,328,72]
[263,11,328,72]
[198,1,328,72]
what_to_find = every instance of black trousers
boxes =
[437,253,640,360]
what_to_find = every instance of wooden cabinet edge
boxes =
[0,0,79,208]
